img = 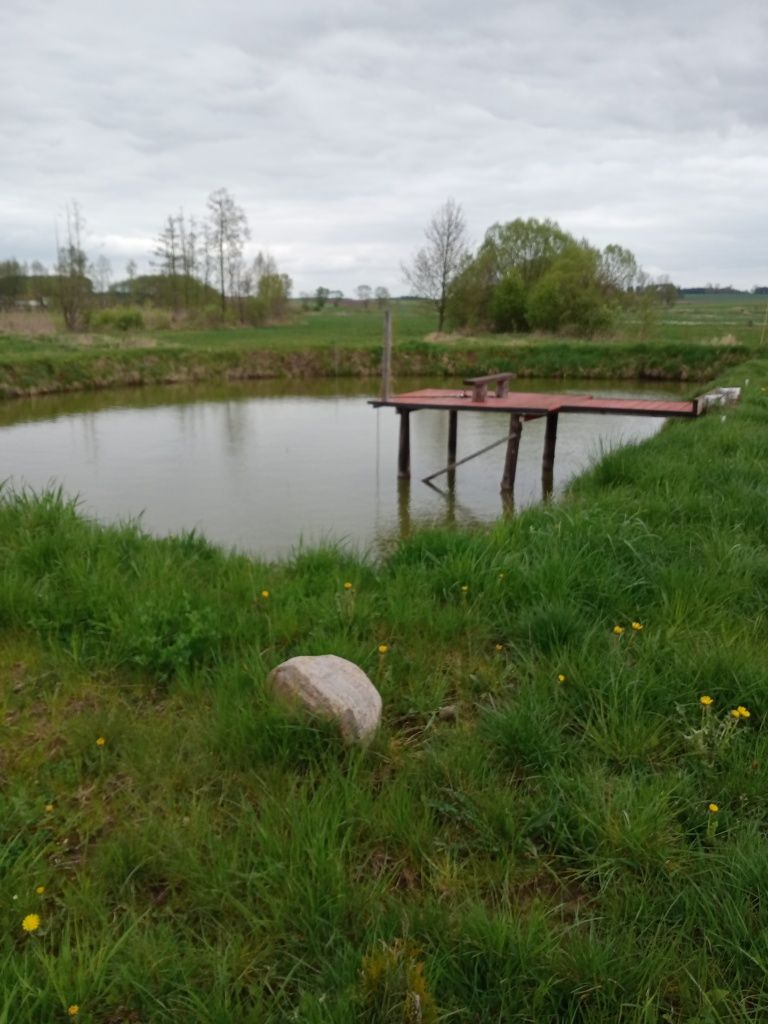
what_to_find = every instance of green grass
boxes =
[1,357,767,1021]
[0,297,760,400]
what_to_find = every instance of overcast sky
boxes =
[2,0,767,294]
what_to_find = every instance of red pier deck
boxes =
[369,382,711,494]
[370,388,698,419]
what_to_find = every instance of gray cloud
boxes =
[2,0,767,291]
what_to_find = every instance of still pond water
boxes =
[0,378,689,559]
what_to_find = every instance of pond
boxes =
[0,377,690,558]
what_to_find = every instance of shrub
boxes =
[91,307,144,332]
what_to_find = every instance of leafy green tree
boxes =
[445,246,496,329]
[491,270,527,332]
[527,246,612,334]
[0,259,25,309]
[599,243,640,295]
[482,217,575,287]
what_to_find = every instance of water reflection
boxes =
[0,377,691,558]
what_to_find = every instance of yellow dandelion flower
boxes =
[343,581,353,590]
[35,885,45,895]
[68,1006,80,1018]
[612,625,625,635]
[261,590,270,599]
[44,803,54,813]
[558,674,567,683]
[699,695,714,706]
[495,643,504,652]
[378,644,389,655]
[631,621,643,631]
[730,708,741,718]
[460,585,469,593]
[708,803,720,814]
[95,736,106,747]
[737,706,751,718]
[22,913,41,933]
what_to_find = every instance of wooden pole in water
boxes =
[397,409,411,479]
[447,410,458,488]
[501,414,522,492]
[381,309,392,400]
[542,411,558,498]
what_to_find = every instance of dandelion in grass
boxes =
[631,621,643,631]
[68,1006,80,1017]
[378,644,389,655]
[343,582,353,591]
[730,708,741,719]
[261,590,270,599]
[699,695,714,707]
[557,674,567,683]
[612,625,625,636]
[95,736,106,747]
[22,913,40,933]
[737,706,751,718]
[706,802,720,840]
[495,643,504,652]
[35,886,45,895]
[44,803,54,813]
[460,585,469,593]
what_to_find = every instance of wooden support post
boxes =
[447,409,458,490]
[542,411,558,498]
[500,414,522,492]
[448,411,460,468]
[397,409,411,479]
[381,309,392,401]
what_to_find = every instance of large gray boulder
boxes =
[267,654,382,745]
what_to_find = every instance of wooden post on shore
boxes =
[542,412,558,498]
[500,414,522,492]
[397,409,411,479]
[381,309,392,401]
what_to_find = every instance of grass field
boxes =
[0,297,762,399]
[2,352,767,1021]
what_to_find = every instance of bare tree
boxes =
[374,286,390,309]
[153,215,182,310]
[356,284,372,308]
[92,255,112,305]
[206,188,250,314]
[402,198,469,331]
[55,202,92,330]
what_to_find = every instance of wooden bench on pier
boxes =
[463,372,517,403]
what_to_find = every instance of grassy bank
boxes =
[0,300,758,398]
[2,357,767,1021]
[0,337,750,400]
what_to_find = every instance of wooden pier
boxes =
[370,376,738,496]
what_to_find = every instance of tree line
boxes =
[402,199,682,336]
[0,190,294,330]
[6,193,753,339]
